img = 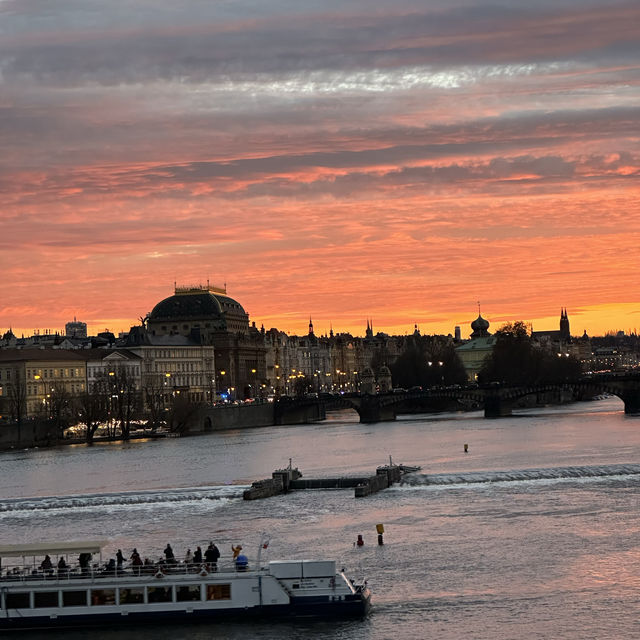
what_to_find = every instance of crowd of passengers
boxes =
[2,542,250,579]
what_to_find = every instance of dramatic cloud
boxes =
[0,0,638,337]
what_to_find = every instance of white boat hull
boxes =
[0,561,371,630]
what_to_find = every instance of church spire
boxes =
[560,308,570,340]
[365,319,374,339]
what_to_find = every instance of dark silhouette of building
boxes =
[145,283,267,399]
[560,308,570,341]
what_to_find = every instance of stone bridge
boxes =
[274,372,640,423]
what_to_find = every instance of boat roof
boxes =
[0,541,105,558]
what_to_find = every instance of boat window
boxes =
[63,590,88,607]
[148,586,173,603]
[91,589,116,606]
[176,585,201,602]
[34,592,59,608]
[119,588,144,604]
[6,592,30,609]
[206,584,231,600]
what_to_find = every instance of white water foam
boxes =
[400,463,640,486]
[0,484,248,515]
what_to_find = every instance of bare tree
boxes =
[48,382,73,437]
[143,373,169,432]
[6,374,27,424]
[75,376,109,444]
[110,367,142,440]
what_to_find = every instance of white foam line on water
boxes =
[0,485,249,514]
[399,463,640,487]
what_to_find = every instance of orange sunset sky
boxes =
[1,1,639,340]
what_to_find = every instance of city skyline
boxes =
[3,297,639,342]
[1,1,638,339]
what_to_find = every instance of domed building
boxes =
[148,284,250,338]
[455,313,496,381]
[470,314,491,338]
[143,283,267,399]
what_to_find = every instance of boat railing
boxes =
[0,560,254,584]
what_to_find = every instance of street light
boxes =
[164,372,172,408]
[34,374,46,416]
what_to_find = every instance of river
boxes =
[1,397,639,639]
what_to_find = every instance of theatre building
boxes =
[144,284,267,399]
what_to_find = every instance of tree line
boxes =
[388,322,582,389]
[2,367,200,444]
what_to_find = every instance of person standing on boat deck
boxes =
[105,558,116,576]
[235,552,248,572]
[193,546,203,566]
[164,543,175,564]
[184,548,193,565]
[40,555,53,573]
[205,543,221,571]
[78,552,92,575]
[116,549,124,569]
[232,544,243,560]
[210,543,220,571]
[57,557,68,577]
[130,548,142,576]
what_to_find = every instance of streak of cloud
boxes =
[0,1,638,337]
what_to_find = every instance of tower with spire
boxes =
[365,319,374,340]
[560,308,570,341]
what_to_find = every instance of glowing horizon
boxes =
[1,1,638,341]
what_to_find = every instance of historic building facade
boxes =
[455,314,496,381]
[145,284,265,399]
[0,350,88,419]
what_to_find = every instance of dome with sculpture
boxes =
[148,283,250,335]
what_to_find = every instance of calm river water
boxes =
[2,397,640,639]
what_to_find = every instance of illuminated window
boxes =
[206,584,231,600]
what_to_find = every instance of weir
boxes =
[243,459,420,500]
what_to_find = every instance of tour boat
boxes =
[0,541,371,630]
